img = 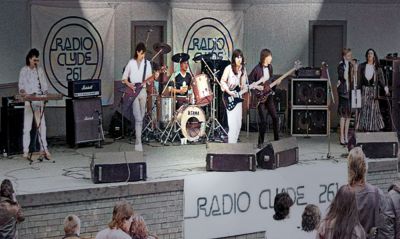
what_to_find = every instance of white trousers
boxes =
[23,101,47,153]
[132,90,147,145]
[227,102,242,143]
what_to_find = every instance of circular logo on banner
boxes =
[43,16,103,95]
[182,17,234,73]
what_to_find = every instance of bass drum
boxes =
[177,105,206,142]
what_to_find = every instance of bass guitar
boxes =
[255,60,301,103]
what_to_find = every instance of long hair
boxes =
[231,49,245,76]
[134,42,146,59]
[25,48,39,66]
[348,147,366,186]
[301,204,321,232]
[0,179,14,200]
[324,185,361,238]
[130,215,149,239]
[365,48,380,69]
[273,192,294,220]
[259,48,272,65]
[108,200,134,230]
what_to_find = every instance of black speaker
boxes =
[291,108,328,136]
[256,137,299,169]
[66,97,102,147]
[291,79,328,106]
[350,132,398,158]
[274,89,287,113]
[206,143,256,171]
[91,151,146,183]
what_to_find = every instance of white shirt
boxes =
[263,66,271,81]
[365,64,374,81]
[18,66,48,94]
[122,59,152,84]
[344,60,349,90]
[221,64,247,91]
[95,228,131,239]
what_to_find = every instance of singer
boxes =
[18,48,50,159]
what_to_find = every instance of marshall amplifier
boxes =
[68,79,101,98]
[256,137,299,169]
[206,143,256,172]
[295,67,321,78]
[91,151,146,183]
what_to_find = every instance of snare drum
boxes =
[191,74,213,106]
[160,96,173,125]
[176,105,206,142]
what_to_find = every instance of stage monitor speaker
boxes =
[291,108,328,136]
[291,79,328,106]
[256,137,299,169]
[352,132,398,158]
[66,97,102,147]
[91,151,146,183]
[206,143,256,171]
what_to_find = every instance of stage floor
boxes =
[0,132,350,195]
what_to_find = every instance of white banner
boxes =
[172,8,243,74]
[31,5,115,105]
[184,161,348,239]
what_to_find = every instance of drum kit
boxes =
[138,42,228,145]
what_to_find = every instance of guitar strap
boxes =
[142,60,148,83]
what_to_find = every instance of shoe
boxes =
[40,150,51,160]
[22,152,29,159]
[135,144,143,152]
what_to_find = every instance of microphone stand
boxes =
[95,110,105,148]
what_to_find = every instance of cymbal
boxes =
[192,53,212,62]
[153,42,171,55]
[172,53,190,63]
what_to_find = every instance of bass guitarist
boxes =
[249,49,280,148]
[122,42,160,152]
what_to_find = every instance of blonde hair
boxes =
[348,147,366,186]
[108,200,134,230]
[64,214,81,235]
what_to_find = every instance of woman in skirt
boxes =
[357,48,388,132]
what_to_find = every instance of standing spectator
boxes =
[273,192,294,221]
[0,179,25,239]
[96,201,134,239]
[388,182,400,238]
[130,215,157,239]
[301,204,321,232]
[316,185,366,239]
[348,147,394,238]
[63,214,81,239]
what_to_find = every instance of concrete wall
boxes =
[17,180,184,239]
[2,0,400,136]
[367,158,399,192]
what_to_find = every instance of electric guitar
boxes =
[256,60,302,103]
[123,65,167,104]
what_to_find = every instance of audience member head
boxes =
[324,185,361,238]
[130,215,149,238]
[273,192,294,220]
[348,147,366,186]
[0,179,15,200]
[108,200,134,233]
[301,204,321,232]
[64,214,81,236]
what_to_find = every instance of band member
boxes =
[337,48,354,145]
[249,49,279,148]
[122,43,159,151]
[221,49,247,143]
[357,48,389,132]
[18,48,50,159]
[169,53,192,110]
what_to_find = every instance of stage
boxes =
[0,131,398,239]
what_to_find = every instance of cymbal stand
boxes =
[142,96,162,142]
[201,58,228,141]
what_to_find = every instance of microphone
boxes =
[147,27,153,33]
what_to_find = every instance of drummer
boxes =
[168,53,192,110]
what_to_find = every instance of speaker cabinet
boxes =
[353,132,398,158]
[291,78,328,106]
[206,143,256,171]
[256,137,299,169]
[66,97,102,147]
[291,108,328,136]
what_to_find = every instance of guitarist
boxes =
[221,49,247,143]
[249,49,280,148]
[122,42,160,152]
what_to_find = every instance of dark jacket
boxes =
[357,62,385,98]
[0,196,25,239]
[248,63,274,86]
[388,182,400,239]
[337,60,353,98]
